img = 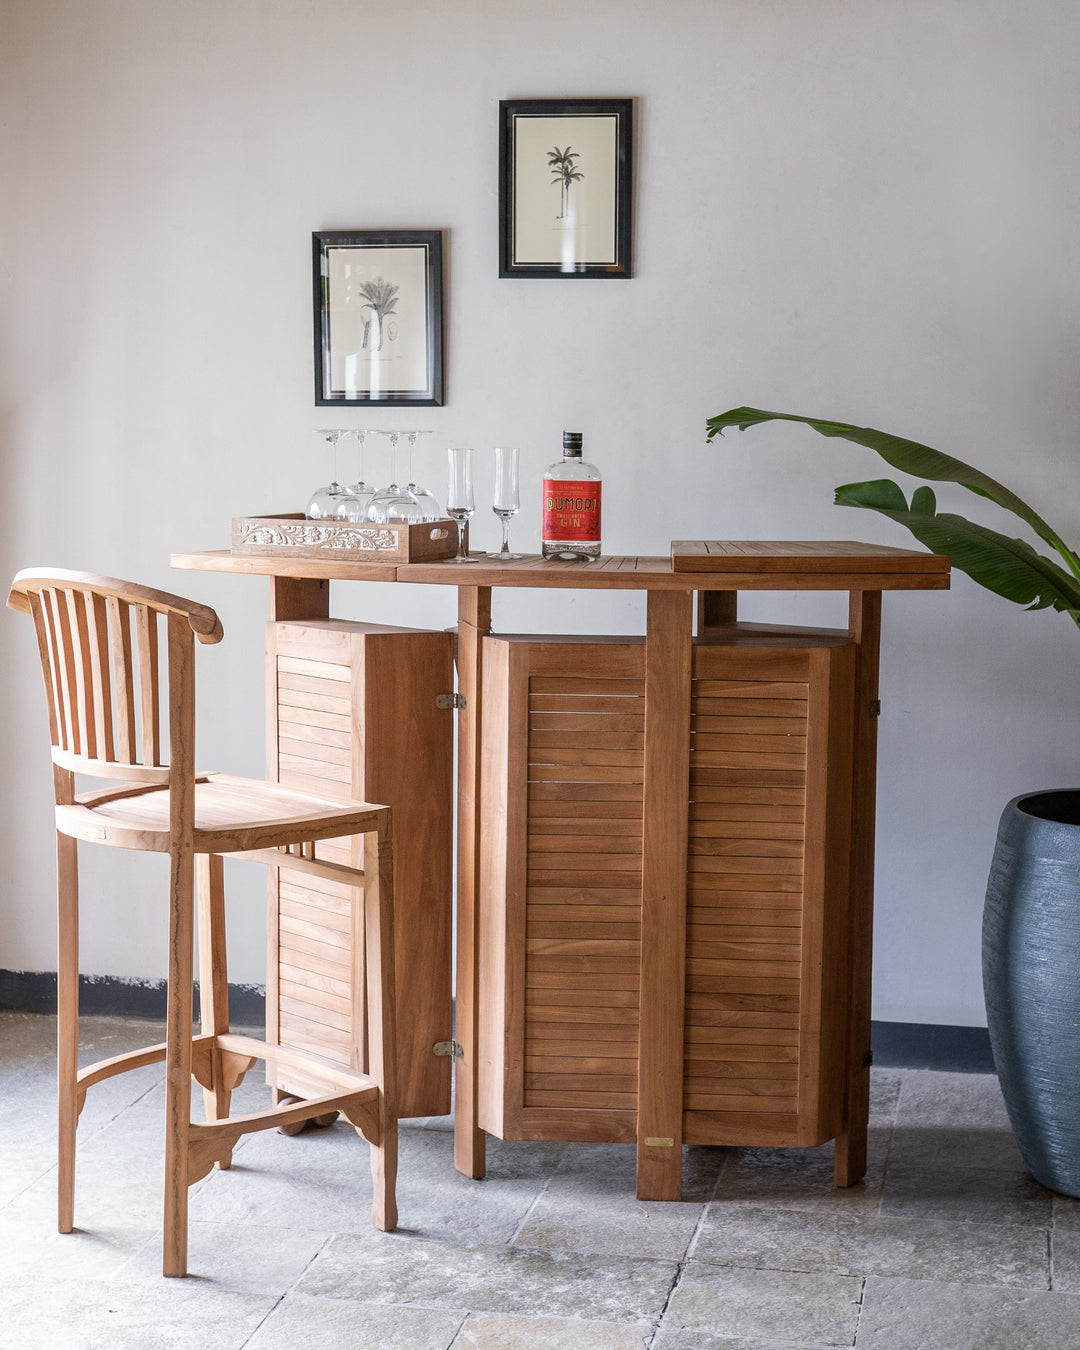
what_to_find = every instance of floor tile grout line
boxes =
[715,1142,733,1197]
[643,1255,687,1350]
[234,1226,339,1347]
[851,1274,866,1346]
[684,1187,712,1263]
[869,1119,893,1218]
[504,1167,557,1247]
[641,1176,715,1350]
[235,1292,288,1348]
[443,1312,473,1350]
[74,1070,167,1146]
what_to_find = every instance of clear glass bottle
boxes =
[541,431,602,560]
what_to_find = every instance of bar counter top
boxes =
[170,540,950,592]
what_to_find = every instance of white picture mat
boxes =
[325,245,430,396]
[512,114,618,266]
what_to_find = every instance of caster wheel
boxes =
[313,1110,340,1129]
[276,1094,308,1136]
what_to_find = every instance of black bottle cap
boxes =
[563,431,583,455]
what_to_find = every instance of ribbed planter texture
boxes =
[983,789,1080,1196]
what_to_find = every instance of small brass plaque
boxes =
[644,1136,675,1148]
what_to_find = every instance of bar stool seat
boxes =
[59,773,386,853]
[8,568,399,1277]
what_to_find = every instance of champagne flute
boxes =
[307,430,361,520]
[446,447,481,562]
[488,446,523,559]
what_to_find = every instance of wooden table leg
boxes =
[636,589,693,1200]
[270,576,330,622]
[697,590,737,632]
[834,589,881,1186]
[454,586,492,1178]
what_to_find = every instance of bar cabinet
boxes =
[172,539,949,1199]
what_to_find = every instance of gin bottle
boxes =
[541,431,602,560]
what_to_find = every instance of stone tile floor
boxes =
[1,1009,1078,1349]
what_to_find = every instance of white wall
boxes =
[3,0,1079,1023]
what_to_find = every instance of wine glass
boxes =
[366,430,422,524]
[446,447,481,562]
[403,430,441,521]
[346,429,376,520]
[307,430,362,520]
[488,446,523,559]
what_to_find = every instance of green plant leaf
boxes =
[832,477,1080,615]
[706,406,1080,579]
[834,478,909,512]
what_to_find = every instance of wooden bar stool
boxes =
[7,568,398,1277]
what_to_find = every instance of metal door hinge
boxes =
[433,1040,464,1058]
[436,693,467,710]
[869,700,881,718]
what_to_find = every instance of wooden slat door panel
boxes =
[479,638,645,1141]
[683,646,808,1128]
[684,641,855,1148]
[479,630,857,1154]
[266,619,455,1117]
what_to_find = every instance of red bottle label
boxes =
[542,479,602,542]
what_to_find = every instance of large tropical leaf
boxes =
[833,479,1080,616]
[706,406,1080,579]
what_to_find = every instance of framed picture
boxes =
[499,98,633,279]
[313,229,444,406]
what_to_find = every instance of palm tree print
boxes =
[358,277,399,353]
[547,145,584,219]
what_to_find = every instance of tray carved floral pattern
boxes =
[236,519,397,552]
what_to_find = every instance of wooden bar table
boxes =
[171,542,949,1200]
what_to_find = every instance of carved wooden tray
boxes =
[231,513,458,563]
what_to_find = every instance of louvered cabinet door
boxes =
[683,641,856,1149]
[479,636,646,1144]
[265,618,455,1118]
[478,630,857,1154]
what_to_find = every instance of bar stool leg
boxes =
[163,843,195,1277]
[196,853,232,1154]
[56,831,79,1234]
[363,826,398,1232]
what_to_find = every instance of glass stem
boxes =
[500,518,511,555]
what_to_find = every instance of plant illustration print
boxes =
[547,145,584,219]
[359,277,399,353]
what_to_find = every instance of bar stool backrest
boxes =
[7,568,223,806]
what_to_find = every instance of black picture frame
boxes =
[499,98,633,279]
[313,229,444,406]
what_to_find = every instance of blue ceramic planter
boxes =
[983,790,1080,1197]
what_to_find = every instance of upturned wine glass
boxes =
[346,429,376,520]
[488,445,523,559]
[366,430,421,524]
[307,430,362,520]
[403,430,441,521]
[446,447,481,562]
